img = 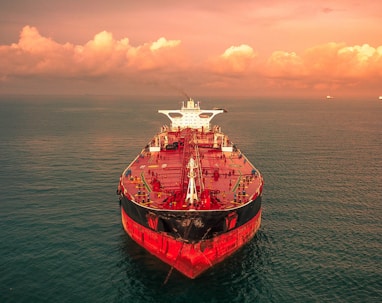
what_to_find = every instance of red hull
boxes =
[121,207,262,279]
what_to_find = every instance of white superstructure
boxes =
[158,99,224,131]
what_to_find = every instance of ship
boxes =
[117,98,264,279]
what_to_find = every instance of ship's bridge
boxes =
[158,99,224,131]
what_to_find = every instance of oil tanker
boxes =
[117,98,264,279]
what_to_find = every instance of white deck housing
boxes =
[158,99,224,131]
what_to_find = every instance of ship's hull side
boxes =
[120,195,261,242]
[120,196,262,278]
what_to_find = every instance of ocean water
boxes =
[0,95,381,303]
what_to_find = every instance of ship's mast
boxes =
[157,98,226,204]
[185,157,199,206]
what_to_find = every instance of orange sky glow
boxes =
[1,1,382,99]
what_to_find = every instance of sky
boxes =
[1,0,382,99]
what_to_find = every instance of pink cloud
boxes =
[1,26,382,96]
[0,26,185,79]
[265,50,305,78]
[208,44,257,74]
[263,42,382,91]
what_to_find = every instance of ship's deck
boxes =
[119,127,263,211]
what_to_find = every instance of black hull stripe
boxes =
[120,195,261,242]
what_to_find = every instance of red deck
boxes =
[119,128,263,210]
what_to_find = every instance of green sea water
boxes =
[0,95,381,303]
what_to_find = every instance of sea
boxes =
[0,95,381,303]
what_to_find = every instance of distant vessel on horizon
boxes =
[379,96,382,100]
[326,95,333,99]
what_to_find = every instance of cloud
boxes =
[208,44,257,74]
[264,42,382,90]
[265,50,304,78]
[1,26,382,96]
[0,25,185,79]
[322,7,334,14]
[335,44,382,77]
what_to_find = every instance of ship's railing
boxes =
[193,132,205,193]
[180,129,192,193]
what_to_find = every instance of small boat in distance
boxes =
[326,95,333,99]
[379,96,382,100]
[117,98,264,279]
